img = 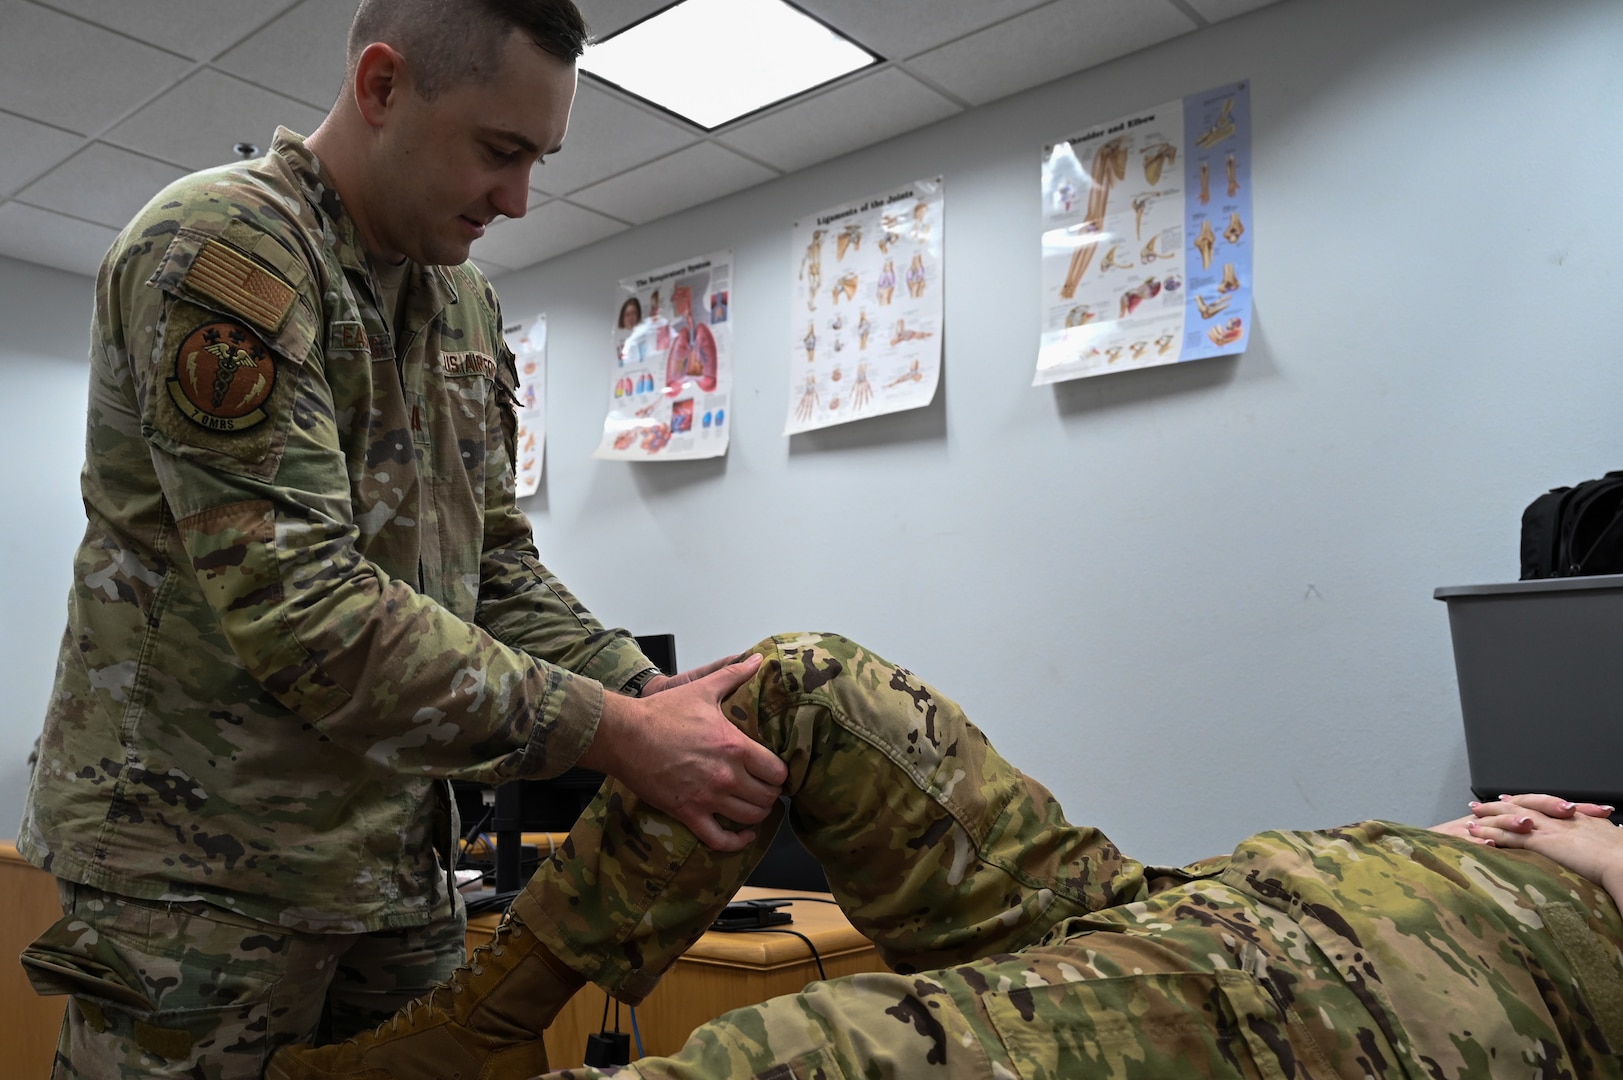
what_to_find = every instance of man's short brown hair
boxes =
[347,0,589,99]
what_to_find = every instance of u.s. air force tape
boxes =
[167,319,277,433]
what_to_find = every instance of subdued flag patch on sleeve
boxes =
[184,238,296,333]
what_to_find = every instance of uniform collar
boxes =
[269,126,459,311]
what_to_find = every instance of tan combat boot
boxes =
[266,894,585,1080]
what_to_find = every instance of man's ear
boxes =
[353,41,409,128]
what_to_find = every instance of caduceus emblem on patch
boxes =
[167,320,277,432]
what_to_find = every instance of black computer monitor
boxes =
[469,634,676,892]
[463,634,828,894]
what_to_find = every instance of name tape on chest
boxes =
[330,321,367,351]
[441,352,496,379]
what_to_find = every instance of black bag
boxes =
[1520,470,1623,579]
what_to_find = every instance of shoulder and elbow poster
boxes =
[595,250,733,461]
[784,178,944,435]
[505,313,547,497]
[1036,81,1252,385]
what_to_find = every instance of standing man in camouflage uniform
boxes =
[17,2,787,1078]
[275,631,1623,1080]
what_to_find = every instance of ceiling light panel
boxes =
[580,0,880,130]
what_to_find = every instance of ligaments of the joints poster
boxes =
[784,178,944,435]
[596,250,733,461]
[1036,81,1251,385]
[506,313,546,496]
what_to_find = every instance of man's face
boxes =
[369,30,576,266]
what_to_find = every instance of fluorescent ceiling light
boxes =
[580,0,880,131]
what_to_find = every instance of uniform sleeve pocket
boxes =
[984,970,1301,1080]
[144,227,318,480]
[751,1047,852,1080]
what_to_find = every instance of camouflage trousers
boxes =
[22,881,466,1079]
[528,632,1623,1080]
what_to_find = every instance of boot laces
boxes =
[379,914,528,1034]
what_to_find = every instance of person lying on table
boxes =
[257,630,1619,1080]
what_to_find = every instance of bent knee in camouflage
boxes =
[525,634,1623,1080]
[527,631,1144,1002]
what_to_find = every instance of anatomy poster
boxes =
[505,313,546,497]
[595,250,732,461]
[784,178,943,435]
[1036,81,1252,385]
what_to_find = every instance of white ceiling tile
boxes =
[1183,0,1288,22]
[906,0,1196,106]
[473,200,629,270]
[215,0,360,110]
[794,0,1053,60]
[104,70,327,171]
[569,142,779,224]
[578,0,671,39]
[536,81,698,196]
[717,67,961,173]
[0,112,85,197]
[31,0,302,60]
[472,256,516,277]
[17,143,188,229]
[0,202,117,278]
[0,0,187,133]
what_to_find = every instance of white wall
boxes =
[0,256,93,833]
[488,0,1623,864]
[4,0,1620,864]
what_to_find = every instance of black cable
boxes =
[457,805,496,870]
[463,889,521,917]
[716,926,827,982]
[762,894,840,905]
[774,928,827,982]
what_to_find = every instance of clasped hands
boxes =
[1433,793,1623,910]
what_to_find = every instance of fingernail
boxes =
[1517,817,1533,828]
[1603,806,1617,813]
[1560,802,1576,811]
[1483,839,1496,847]
[1468,801,1481,809]
[1498,794,1511,801]
[1466,821,1479,832]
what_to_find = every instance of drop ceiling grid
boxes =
[0,0,1268,278]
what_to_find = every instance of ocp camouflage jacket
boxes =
[19,128,654,932]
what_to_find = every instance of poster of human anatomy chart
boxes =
[1036,81,1252,385]
[505,313,546,497]
[594,251,732,461]
[784,178,943,435]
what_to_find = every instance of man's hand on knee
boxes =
[581,653,788,851]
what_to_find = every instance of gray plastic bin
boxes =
[1434,575,1623,808]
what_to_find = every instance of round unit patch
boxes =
[167,320,277,433]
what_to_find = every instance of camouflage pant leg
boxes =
[319,898,468,1041]
[525,631,1150,1002]
[538,878,1377,1079]
[24,882,465,1079]
[541,825,1623,1080]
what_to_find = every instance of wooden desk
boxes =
[467,886,886,1068]
[2,842,68,1077]
[2,844,884,1075]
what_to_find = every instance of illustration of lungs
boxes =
[665,322,720,393]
